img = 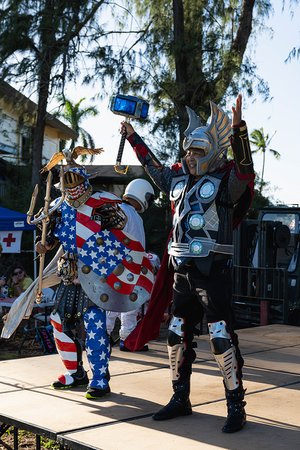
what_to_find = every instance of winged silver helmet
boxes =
[183,101,232,176]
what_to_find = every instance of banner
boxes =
[0,230,23,253]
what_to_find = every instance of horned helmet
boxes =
[182,102,232,176]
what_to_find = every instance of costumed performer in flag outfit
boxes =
[36,148,154,400]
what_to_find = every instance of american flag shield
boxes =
[77,228,154,312]
[74,193,154,311]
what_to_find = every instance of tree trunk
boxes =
[31,72,51,187]
[173,0,190,158]
[260,150,266,193]
[213,0,256,102]
[31,0,57,187]
[173,0,187,86]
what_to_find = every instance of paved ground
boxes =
[0,324,300,449]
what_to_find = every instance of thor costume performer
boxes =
[121,94,254,432]
[36,151,154,400]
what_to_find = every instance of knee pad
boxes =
[208,320,232,355]
[167,317,185,381]
[167,316,184,346]
[208,320,240,391]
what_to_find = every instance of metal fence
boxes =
[233,265,289,326]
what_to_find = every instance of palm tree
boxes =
[56,97,99,162]
[250,128,281,193]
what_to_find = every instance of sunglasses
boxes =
[13,270,23,276]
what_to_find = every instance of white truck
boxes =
[233,206,300,327]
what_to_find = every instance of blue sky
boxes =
[61,3,300,206]
[244,2,300,205]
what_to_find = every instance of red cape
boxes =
[124,241,173,351]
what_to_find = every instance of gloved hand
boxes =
[93,204,127,230]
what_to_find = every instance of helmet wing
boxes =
[206,101,231,152]
[184,106,204,137]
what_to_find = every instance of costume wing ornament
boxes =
[40,147,104,172]
[184,106,204,137]
[72,146,103,159]
[206,101,231,152]
[40,152,65,172]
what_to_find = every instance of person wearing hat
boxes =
[36,149,129,400]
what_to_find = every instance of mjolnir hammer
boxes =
[110,94,149,174]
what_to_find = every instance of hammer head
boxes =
[110,94,149,120]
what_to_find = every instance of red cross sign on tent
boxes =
[0,230,23,253]
[0,206,35,254]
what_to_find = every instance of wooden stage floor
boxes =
[0,324,300,449]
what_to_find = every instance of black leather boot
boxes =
[222,384,246,433]
[152,380,192,421]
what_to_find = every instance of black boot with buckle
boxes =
[152,380,192,421]
[222,384,246,433]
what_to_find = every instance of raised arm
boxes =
[231,93,242,127]
[120,121,173,195]
[231,94,254,177]
[228,94,255,203]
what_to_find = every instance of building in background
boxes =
[0,81,77,166]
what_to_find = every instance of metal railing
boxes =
[233,265,289,326]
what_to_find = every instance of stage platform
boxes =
[0,324,300,449]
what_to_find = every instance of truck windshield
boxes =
[262,213,298,232]
[252,212,300,272]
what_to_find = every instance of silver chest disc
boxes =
[200,181,215,199]
[188,214,205,230]
[172,181,185,198]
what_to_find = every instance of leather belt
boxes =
[169,239,233,258]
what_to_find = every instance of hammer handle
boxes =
[116,130,127,164]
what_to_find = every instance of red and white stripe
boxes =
[74,193,154,296]
[106,254,154,295]
[76,193,121,249]
[50,312,78,384]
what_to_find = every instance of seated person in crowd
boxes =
[1,265,33,297]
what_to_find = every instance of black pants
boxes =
[173,259,234,324]
[171,259,244,382]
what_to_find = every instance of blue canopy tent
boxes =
[0,206,37,277]
[0,206,36,231]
